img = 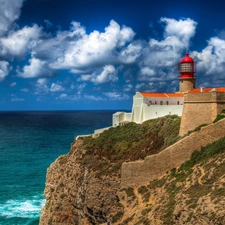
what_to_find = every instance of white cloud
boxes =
[94,65,118,84]
[10,82,16,87]
[0,61,11,81]
[160,18,197,45]
[50,83,65,92]
[123,84,133,92]
[76,83,86,94]
[35,78,49,95]
[80,65,118,84]
[37,78,48,85]
[18,57,54,78]
[193,37,225,76]
[11,94,25,102]
[0,25,42,59]
[84,95,105,101]
[119,42,142,64]
[137,17,197,84]
[58,93,80,101]
[46,20,135,70]
[0,0,24,37]
[104,92,129,100]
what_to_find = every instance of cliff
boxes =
[40,116,225,225]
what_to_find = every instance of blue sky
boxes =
[1,0,225,110]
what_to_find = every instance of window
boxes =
[177,101,179,105]
[160,101,163,105]
[166,101,169,105]
[180,63,194,72]
[155,101,157,105]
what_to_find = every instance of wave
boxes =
[0,195,46,219]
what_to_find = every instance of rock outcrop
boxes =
[40,116,225,225]
[40,140,122,225]
[40,138,225,225]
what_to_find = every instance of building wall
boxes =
[179,92,225,136]
[121,118,225,188]
[143,97,183,106]
[142,105,183,121]
[112,112,132,126]
[113,92,184,126]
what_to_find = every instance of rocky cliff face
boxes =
[40,116,225,225]
[40,138,225,225]
[39,140,122,225]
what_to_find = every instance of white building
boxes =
[113,92,184,126]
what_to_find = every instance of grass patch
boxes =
[148,177,167,189]
[125,187,135,197]
[83,115,181,165]
[138,186,149,195]
[213,109,225,123]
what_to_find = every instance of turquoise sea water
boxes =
[0,111,115,225]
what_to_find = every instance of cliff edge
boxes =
[40,116,225,224]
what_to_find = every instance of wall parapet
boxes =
[121,118,225,188]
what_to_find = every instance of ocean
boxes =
[0,110,116,225]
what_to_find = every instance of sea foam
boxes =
[0,196,46,218]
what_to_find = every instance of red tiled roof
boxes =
[189,88,225,93]
[140,92,184,98]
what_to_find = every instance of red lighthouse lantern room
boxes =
[179,52,196,78]
[178,52,196,92]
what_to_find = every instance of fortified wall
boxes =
[121,118,225,188]
[179,91,225,136]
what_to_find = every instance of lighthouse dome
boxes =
[180,52,194,63]
[179,52,196,75]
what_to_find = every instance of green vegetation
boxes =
[125,187,135,197]
[81,115,181,175]
[157,136,225,223]
[180,123,208,139]
[180,136,225,172]
[213,109,225,123]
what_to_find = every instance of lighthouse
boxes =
[178,52,196,92]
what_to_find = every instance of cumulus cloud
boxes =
[0,61,11,81]
[104,92,129,100]
[18,57,55,78]
[0,25,42,59]
[137,17,198,83]
[41,20,135,70]
[119,42,143,64]
[84,94,105,101]
[1,8,222,104]
[10,82,16,87]
[35,78,49,95]
[50,83,65,92]
[58,93,80,101]
[79,65,118,84]
[160,18,197,46]
[193,37,225,75]
[191,37,225,87]
[95,65,117,84]
[0,0,24,37]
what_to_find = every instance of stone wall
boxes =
[121,118,225,188]
[179,92,225,136]
[179,77,196,92]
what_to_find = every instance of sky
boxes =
[1,0,225,110]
